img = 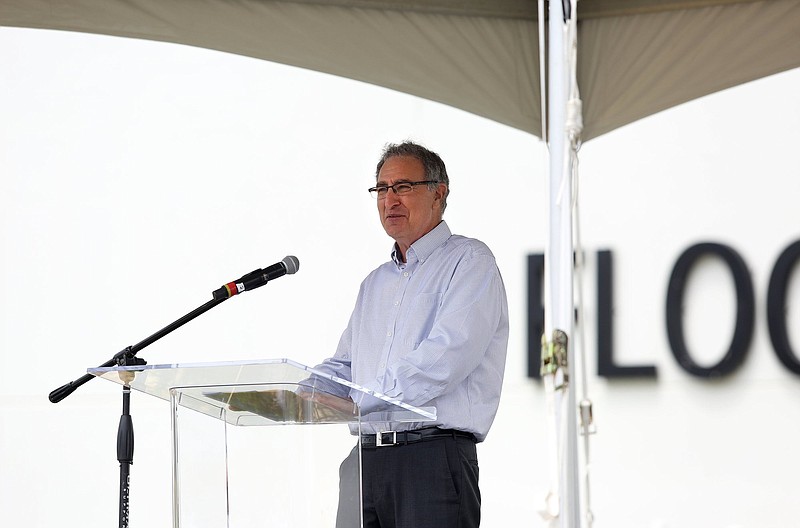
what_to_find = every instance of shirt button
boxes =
[387,332,392,337]
[403,272,409,277]
[394,301,399,306]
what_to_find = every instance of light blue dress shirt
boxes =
[314,221,509,442]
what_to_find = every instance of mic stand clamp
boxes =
[116,347,147,528]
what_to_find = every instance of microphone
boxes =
[212,256,299,300]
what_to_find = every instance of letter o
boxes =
[666,243,755,377]
[767,240,800,375]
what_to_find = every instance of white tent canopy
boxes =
[2,0,799,140]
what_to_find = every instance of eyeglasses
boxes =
[368,180,437,198]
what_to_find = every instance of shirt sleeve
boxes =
[306,284,361,399]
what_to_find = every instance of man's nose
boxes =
[383,189,402,205]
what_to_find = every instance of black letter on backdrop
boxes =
[767,240,800,376]
[527,254,545,379]
[666,243,755,377]
[597,250,657,378]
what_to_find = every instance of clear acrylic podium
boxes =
[89,358,436,528]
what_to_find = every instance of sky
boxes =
[2,25,800,528]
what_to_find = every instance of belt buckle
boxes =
[376,431,396,447]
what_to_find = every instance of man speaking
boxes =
[313,141,509,528]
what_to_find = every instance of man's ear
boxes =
[435,183,447,201]
[434,183,448,212]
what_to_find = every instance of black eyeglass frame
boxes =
[367,180,438,198]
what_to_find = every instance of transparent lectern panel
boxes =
[173,398,360,528]
[89,358,436,425]
[88,359,436,528]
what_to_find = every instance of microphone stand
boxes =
[49,296,228,528]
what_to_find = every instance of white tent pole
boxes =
[546,0,581,527]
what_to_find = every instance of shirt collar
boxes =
[391,221,452,268]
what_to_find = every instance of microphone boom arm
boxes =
[48,296,227,403]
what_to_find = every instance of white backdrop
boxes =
[1,27,799,528]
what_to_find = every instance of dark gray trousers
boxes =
[336,435,481,528]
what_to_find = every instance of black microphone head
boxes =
[282,255,299,275]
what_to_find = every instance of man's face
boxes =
[377,156,446,257]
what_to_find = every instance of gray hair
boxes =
[375,141,450,213]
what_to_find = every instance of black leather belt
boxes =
[360,427,476,448]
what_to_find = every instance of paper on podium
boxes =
[204,387,357,423]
